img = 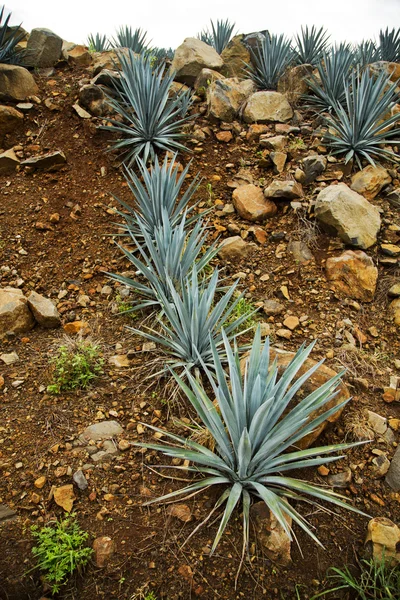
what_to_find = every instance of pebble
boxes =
[283,316,299,331]
[327,469,352,488]
[73,470,88,490]
[0,352,19,365]
[34,476,46,489]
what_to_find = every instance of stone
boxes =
[0,505,17,524]
[218,236,252,262]
[232,184,277,222]
[301,155,327,184]
[389,298,400,327]
[215,130,233,142]
[263,299,284,316]
[264,180,303,200]
[67,45,92,67]
[193,68,224,95]
[25,28,63,68]
[73,470,88,491]
[271,151,287,173]
[0,352,19,365]
[246,124,269,142]
[367,410,387,435]
[243,91,293,123]
[220,35,251,78]
[73,104,91,119]
[283,316,299,330]
[0,105,24,139]
[327,469,352,488]
[166,504,192,522]
[93,536,115,568]
[350,165,391,200]
[34,476,46,489]
[372,454,390,478]
[276,328,292,339]
[91,50,130,76]
[388,283,400,297]
[259,134,287,151]
[287,240,314,264]
[63,321,90,335]
[79,84,107,116]
[325,250,378,302]
[386,188,400,208]
[368,61,400,83]
[171,38,223,86]
[91,68,120,87]
[0,149,19,174]
[207,77,255,122]
[277,64,314,105]
[314,183,381,249]
[381,243,400,257]
[250,501,292,565]
[0,287,34,336]
[21,151,66,171]
[365,517,400,563]
[53,485,75,512]
[109,355,130,367]
[79,420,123,443]
[26,291,61,328]
[0,64,39,101]
[385,446,400,491]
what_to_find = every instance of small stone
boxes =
[381,244,400,257]
[73,470,88,491]
[216,131,233,142]
[0,352,19,365]
[366,517,400,563]
[27,291,61,328]
[218,236,251,262]
[367,410,387,435]
[327,469,352,488]
[386,446,400,491]
[372,454,390,478]
[317,466,330,476]
[167,504,192,522]
[34,476,46,489]
[263,299,285,316]
[63,321,90,335]
[79,420,123,443]
[118,440,131,452]
[283,316,299,331]
[109,355,130,368]
[276,328,292,339]
[53,484,75,512]
[31,492,41,504]
[73,103,91,119]
[250,501,292,565]
[93,536,115,568]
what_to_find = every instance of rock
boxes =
[67,45,92,67]
[21,151,66,171]
[79,84,107,116]
[25,28,63,68]
[218,236,252,262]
[277,64,313,105]
[91,68,120,87]
[271,151,287,173]
[325,250,378,302]
[350,165,391,200]
[26,291,61,328]
[109,355,130,367]
[314,183,381,249]
[0,64,39,101]
[0,505,17,524]
[264,180,303,200]
[368,410,387,435]
[220,35,251,78]
[365,517,400,563]
[0,149,19,174]
[368,61,400,83]
[283,316,299,330]
[301,155,327,184]
[0,352,19,365]
[263,299,284,316]
[53,484,75,512]
[381,243,400,257]
[250,501,292,565]
[372,454,391,478]
[171,38,223,86]
[73,470,88,491]
[79,420,123,443]
[63,320,90,335]
[287,240,314,264]
[385,446,400,491]
[327,468,352,488]
[386,188,400,208]
[166,504,192,522]
[259,134,287,151]
[243,91,293,123]
[389,298,400,327]
[34,476,46,489]
[207,77,255,122]
[93,536,115,568]
[91,50,127,76]
[246,124,269,142]
[193,68,224,95]
[0,287,35,336]
[0,105,24,139]
[232,184,277,222]
[16,102,33,111]
[276,328,292,339]
[215,131,233,142]
[73,104,91,119]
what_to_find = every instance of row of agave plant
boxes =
[106,152,369,557]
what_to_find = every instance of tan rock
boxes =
[0,287,35,336]
[63,320,90,335]
[366,517,400,564]
[67,45,92,67]
[283,316,299,330]
[350,165,391,200]
[53,484,75,512]
[26,291,61,328]
[277,64,314,105]
[207,77,255,122]
[0,64,39,101]
[259,134,287,151]
[193,68,224,95]
[232,184,277,222]
[220,35,251,78]
[243,91,293,123]
[389,298,400,326]
[271,151,287,173]
[216,130,233,142]
[171,38,223,86]
[166,503,192,522]
[0,149,20,174]
[34,476,46,489]
[264,180,303,200]
[0,105,24,139]
[325,250,378,302]
[218,236,252,262]
[246,124,269,142]
[93,536,115,567]
[250,501,292,566]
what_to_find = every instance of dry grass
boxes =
[344,408,374,442]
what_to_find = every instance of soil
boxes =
[0,63,399,600]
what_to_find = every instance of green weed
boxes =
[47,336,104,394]
[226,297,259,332]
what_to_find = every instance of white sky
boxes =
[5,0,400,49]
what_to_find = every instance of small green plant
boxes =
[115,294,137,318]
[226,297,259,331]
[47,336,104,394]
[288,137,307,152]
[29,513,93,594]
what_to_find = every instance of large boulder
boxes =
[243,91,293,123]
[232,184,277,221]
[0,64,38,101]
[67,44,92,67]
[25,28,63,68]
[207,77,255,122]
[325,250,378,302]
[194,68,225,96]
[314,183,381,249]
[0,288,35,336]
[0,105,24,140]
[171,38,223,86]
[220,35,252,78]
[350,165,391,200]
[277,64,313,105]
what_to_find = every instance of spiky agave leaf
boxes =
[245,33,293,90]
[87,32,110,52]
[210,19,235,54]
[111,25,149,53]
[293,25,330,66]
[0,6,27,65]
[378,27,400,63]
[354,39,379,67]
[325,69,400,169]
[101,51,194,165]
[197,28,213,46]
[137,326,369,554]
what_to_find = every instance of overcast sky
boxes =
[5,0,400,49]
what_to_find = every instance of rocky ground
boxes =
[0,33,400,600]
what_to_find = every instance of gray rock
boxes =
[79,420,123,443]
[0,64,39,101]
[207,77,255,122]
[264,180,304,200]
[171,38,223,86]
[0,287,34,337]
[218,236,252,262]
[0,352,19,365]
[327,469,352,488]
[263,299,284,316]
[21,151,66,171]
[386,188,400,208]
[301,155,327,184]
[73,470,88,490]
[277,64,313,105]
[368,410,387,435]
[25,28,63,68]
[0,149,19,174]
[26,290,61,328]
[243,91,293,123]
[386,446,400,491]
[287,240,314,264]
[314,183,381,249]
[0,505,17,523]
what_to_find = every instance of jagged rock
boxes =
[67,44,92,67]
[26,291,61,328]
[25,28,63,68]
[73,469,88,491]
[73,103,91,119]
[263,299,285,316]
[91,68,120,87]
[194,68,224,95]
[389,298,400,326]
[0,505,17,523]
[218,236,252,262]
[21,150,66,171]
[263,180,303,200]
[365,517,400,563]
[287,240,314,264]
[325,250,378,302]
[243,91,293,123]
[259,134,287,151]
[220,35,252,78]
[271,151,287,173]
[171,38,223,86]
[0,105,24,139]
[368,61,400,82]
[93,537,115,568]
[0,149,20,174]
[388,282,400,297]
[53,485,75,512]
[79,84,107,116]
[277,64,313,104]
[0,64,39,101]
[251,501,292,565]
[207,77,255,122]
[79,421,123,443]
[301,154,327,184]
[0,287,35,336]
[232,184,277,221]
[350,165,391,200]
[91,50,129,76]
[386,446,400,491]
[246,124,269,142]
[314,183,381,249]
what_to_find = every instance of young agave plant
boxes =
[293,25,330,66]
[87,33,110,52]
[354,40,379,67]
[378,27,400,63]
[246,33,293,90]
[111,25,149,53]
[138,327,368,555]
[325,69,400,168]
[102,51,194,165]
[197,19,235,54]
[0,5,27,65]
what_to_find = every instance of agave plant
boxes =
[138,327,367,555]
[325,69,400,168]
[305,44,355,112]
[293,25,330,66]
[108,209,218,312]
[0,5,26,65]
[197,28,213,47]
[148,46,175,66]
[354,39,379,67]
[87,32,110,52]
[378,27,400,63]
[128,267,255,375]
[102,51,194,164]
[245,33,293,90]
[111,25,149,53]
[198,19,235,54]
[113,154,203,242]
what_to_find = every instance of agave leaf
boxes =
[293,25,330,66]
[245,33,293,90]
[210,482,242,554]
